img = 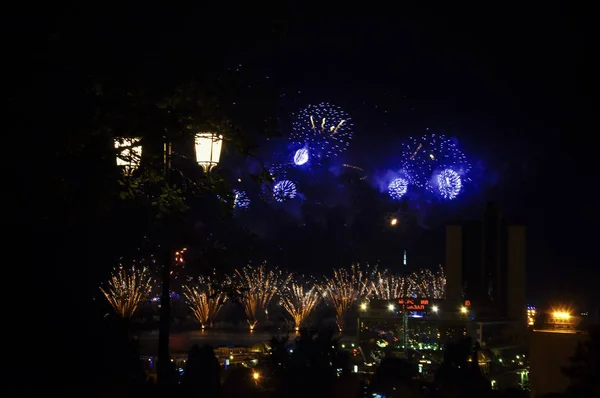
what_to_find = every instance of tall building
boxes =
[445,203,526,321]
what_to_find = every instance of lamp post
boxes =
[158,131,223,386]
[195,132,223,172]
[115,132,223,387]
[114,137,142,176]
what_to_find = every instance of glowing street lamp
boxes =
[195,132,223,172]
[114,137,142,176]
[460,306,468,314]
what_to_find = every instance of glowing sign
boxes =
[397,298,430,311]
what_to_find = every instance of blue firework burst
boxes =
[293,148,310,166]
[290,102,353,159]
[388,178,409,200]
[233,189,250,209]
[437,169,462,199]
[400,133,471,189]
[272,180,297,202]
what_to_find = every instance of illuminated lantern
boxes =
[195,132,223,172]
[114,137,142,176]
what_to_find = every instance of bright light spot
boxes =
[437,168,462,199]
[388,178,409,200]
[553,311,571,319]
[253,371,260,380]
[294,148,309,165]
[360,303,367,311]
[390,218,398,226]
[460,306,468,314]
[388,304,395,311]
[431,305,438,313]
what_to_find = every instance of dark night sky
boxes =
[10,5,593,303]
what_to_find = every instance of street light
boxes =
[114,137,142,176]
[460,306,468,314]
[195,132,223,172]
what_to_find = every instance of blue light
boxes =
[233,189,250,209]
[293,148,309,166]
[273,180,297,202]
[400,133,471,189]
[437,169,462,199]
[290,102,353,159]
[388,178,408,200]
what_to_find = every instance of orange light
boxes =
[552,311,570,320]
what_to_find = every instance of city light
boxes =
[390,218,398,226]
[552,311,571,320]
[527,306,536,326]
[460,306,468,314]
[388,303,395,311]
[253,371,260,380]
[431,305,438,313]
[360,302,368,311]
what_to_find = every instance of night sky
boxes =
[12,5,592,305]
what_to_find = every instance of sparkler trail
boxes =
[371,267,446,299]
[100,265,153,319]
[233,264,292,330]
[183,275,227,329]
[371,271,407,300]
[322,264,372,332]
[280,282,321,331]
[407,267,446,298]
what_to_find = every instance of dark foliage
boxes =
[434,337,492,397]
[561,325,600,396]
[182,344,221,398]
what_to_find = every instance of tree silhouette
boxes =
[182,344,221,398]
[434,337,492,397]
[371,356,418,397]
[268,327,349,398]
[561,326,600,396]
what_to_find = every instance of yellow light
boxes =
[195,132,223,172]
[388,303,395,311]
[431,305,438,313]
[553,311,571,319]
[360,303,367,311]
[253,371,260,381]
[390,218,398,226]
[114,137,142,175]
[460,306,468,314]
